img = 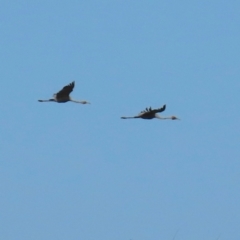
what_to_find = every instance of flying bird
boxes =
[38,81,90,104]
[121,105,180,120]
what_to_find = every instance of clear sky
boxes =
[1,1,240,239]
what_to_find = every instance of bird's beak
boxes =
[172,116,180,120]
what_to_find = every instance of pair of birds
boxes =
[38,81,180,120]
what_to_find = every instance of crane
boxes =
[38,81,90,104]
[121,105,180,120]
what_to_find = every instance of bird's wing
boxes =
[138,105,166,116]
[138,107,152,116]
[139,107,150,114]
[152,104,166,113]
[55,81,75,98]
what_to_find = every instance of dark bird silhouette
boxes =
[121,105,180,120]
[38,81,90,104]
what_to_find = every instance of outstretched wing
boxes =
[139,104,166,114]
[55,81,75,98]
[152,104,166,113]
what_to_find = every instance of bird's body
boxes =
[121,105,179,120]
[38,81,90,104]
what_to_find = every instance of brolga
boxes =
[38,81,90,104]
[121,105,180,120]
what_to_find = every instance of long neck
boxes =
[70,99,88,104]
[155,114,171,120]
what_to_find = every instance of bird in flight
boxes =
[38,81,90,104]
[121,105,180,120]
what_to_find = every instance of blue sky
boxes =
[1,1,240,239]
